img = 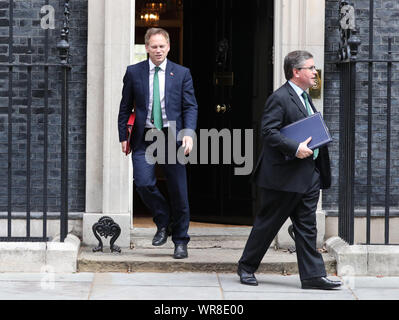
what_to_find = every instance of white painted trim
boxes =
[85,0,134,244]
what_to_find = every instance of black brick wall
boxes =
[324,0,399,212]
[0,0,87,212]
[1,0,397,216]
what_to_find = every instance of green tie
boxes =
[301,91,318,160]
[152,66,163,130]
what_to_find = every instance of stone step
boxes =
[77,247,336,274]
[131,227,256,250]
[78,227,336,275]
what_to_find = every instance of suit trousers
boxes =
[132,130,190,245]
[238,168,326,281]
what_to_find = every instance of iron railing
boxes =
[0,0,71,242]
[336,0,398,245]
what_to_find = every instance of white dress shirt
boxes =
[146,59,169,128]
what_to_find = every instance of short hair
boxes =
[144,27,170,45]
[283,50,314,81]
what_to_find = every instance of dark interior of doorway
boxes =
[133,0,274,227]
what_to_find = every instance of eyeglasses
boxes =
[298,65,317,71]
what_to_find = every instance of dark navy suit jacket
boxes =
[252,82,331,193]
[118,59,198,151]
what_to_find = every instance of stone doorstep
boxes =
[77,247,337,275]
[78,226,336,274]
[325,236,399,276]
[0,228,337,274]
[0,234,80,273]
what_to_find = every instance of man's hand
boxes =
[121,141,127,154]
[296,137,313,159]
[182,136,193,155]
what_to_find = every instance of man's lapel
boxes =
[285,82,308,118]
[165,61,174,110]
[141,61,150,109]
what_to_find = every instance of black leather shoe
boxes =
[301,277,342,290]
[173,244,188,259]
[152,227,168,246]
[237,267,258,286]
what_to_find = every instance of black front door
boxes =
[183,0,274,224]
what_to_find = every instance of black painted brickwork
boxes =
[0,0,87,212]
[0,0,397,215]
[324,0,399,211]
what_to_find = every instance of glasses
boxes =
[298,65,317,71]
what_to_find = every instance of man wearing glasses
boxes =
[237,51,342,290]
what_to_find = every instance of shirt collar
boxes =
[288,80,305,98]
[149,58,167,71]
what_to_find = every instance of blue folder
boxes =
[280,112,332,150]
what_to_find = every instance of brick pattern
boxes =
[324,0,399,211]
[0,0,87,212]
[1,0,397,215]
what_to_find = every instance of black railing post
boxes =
[385,37,392,245]
[7,0,14,239]
[337,1,360,245]
[57,0,71,242]
[43,0,50,241]
[338,61,356,245]
[366,0,374,245]
[26,38,32,239]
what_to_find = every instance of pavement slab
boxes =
[0,272,397,300]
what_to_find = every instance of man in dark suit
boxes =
[237,50,342,289]
[118,28,198,259]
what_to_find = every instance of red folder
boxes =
[125,112,136,155]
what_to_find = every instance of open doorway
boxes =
[132,0,274,226]
[183,0,274,225]
[132,0,184,224]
